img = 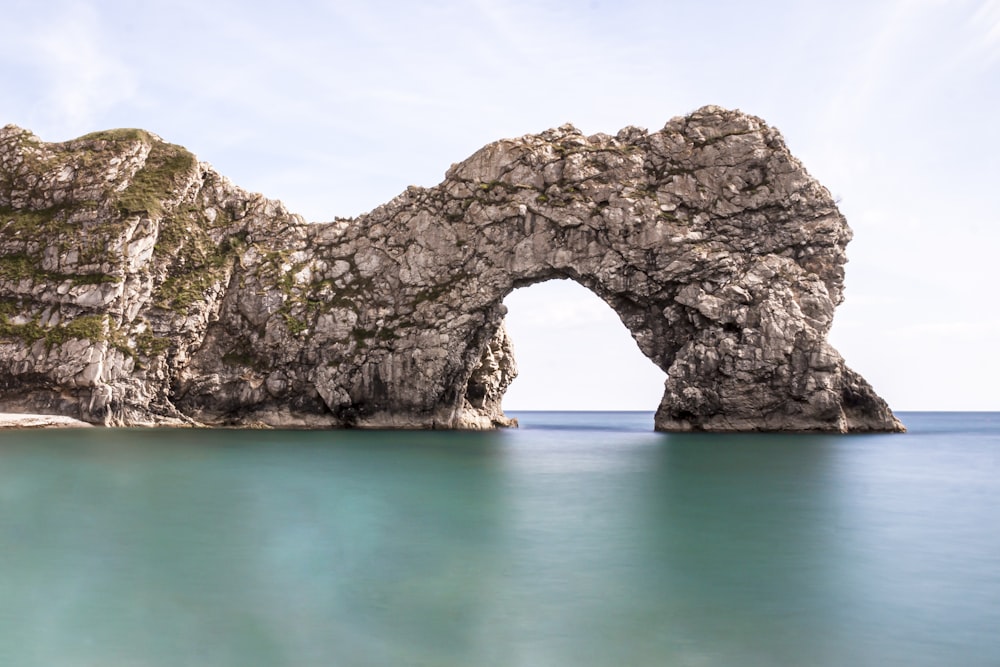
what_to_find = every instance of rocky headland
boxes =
[0,107,904,432]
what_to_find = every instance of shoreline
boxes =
[0,413,92,429]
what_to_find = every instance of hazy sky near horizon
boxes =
[2,0,998,411]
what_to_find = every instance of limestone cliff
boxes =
[0,107,904,431]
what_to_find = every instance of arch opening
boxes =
[499,279,666,416]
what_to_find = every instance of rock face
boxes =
[0,107,904,432]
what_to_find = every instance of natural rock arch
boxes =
[0,107,903,431]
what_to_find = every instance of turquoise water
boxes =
[0,411,998,666]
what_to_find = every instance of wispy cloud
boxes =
[4,2,136,138]
[968,0,1000,62]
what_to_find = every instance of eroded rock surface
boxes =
[0,107,904,431]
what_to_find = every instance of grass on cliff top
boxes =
[3,127,194,233]
[76,128,151,144]
[117,140,197,217]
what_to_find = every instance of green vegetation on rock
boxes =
[133,328,172,357]
[0,311,109,349]
[77,128,150,144]
[117,140,196,217]
[0,253,117,286]
[153,209,243,313]
[0,205,73,235]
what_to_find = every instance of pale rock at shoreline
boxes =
[0,412,91,428]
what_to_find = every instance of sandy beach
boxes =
[0,413,91,429]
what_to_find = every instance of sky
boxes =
[2,0,998,411]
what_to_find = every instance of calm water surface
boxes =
[0,411,998,666]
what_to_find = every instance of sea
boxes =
[0,411,997,667]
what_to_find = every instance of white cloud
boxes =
[7,2,137,138]
[970,0,1000,62]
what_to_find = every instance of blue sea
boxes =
[0,411,997,666]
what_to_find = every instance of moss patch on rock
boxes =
[117,140,197,217]
[0,312,109,349]
[0,253,118,286]
[153,209,243,314]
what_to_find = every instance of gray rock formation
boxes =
[0,106,904,432]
